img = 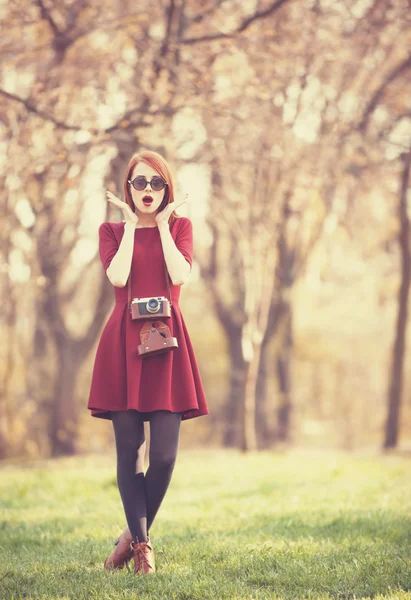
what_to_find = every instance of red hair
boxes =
[123,150,179,227]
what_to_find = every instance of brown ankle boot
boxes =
[104,527,151,572]
[104,526,133,571]
[131,537,156,575]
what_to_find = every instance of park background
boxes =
[1,2,411,599]
[2,0,411,458]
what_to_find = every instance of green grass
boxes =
[0,449,410,599]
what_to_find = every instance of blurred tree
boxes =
[354,4,411,448]
[384,151,411,448]
[2,0,411,457]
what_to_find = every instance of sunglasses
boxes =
[127,175,168,192]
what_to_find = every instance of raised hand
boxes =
[155,193,189,227]
[106,191,139,227]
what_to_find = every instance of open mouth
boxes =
[142,195,153,206]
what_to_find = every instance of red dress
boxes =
[87,217,209,422]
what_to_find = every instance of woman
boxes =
[87,149,209,575]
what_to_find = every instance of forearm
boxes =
[106,222,135,287]
[158,222,191,286]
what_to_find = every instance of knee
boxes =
[116,438,145,461]
[150,450,177,471]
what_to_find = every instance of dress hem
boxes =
[88,407,210,422]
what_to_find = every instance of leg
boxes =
[145,410,182,532]
[111,410,149,544]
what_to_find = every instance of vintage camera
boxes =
[130,295,171,320]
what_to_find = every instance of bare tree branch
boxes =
[188,0,229,26]
[35,0,61,37]
[0,89,175,134]
[103,106,174,134]
[34,0,92,59]
[181,0,290,44]
[359,54,411,133]
[0,89,81,130]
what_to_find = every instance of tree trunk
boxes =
[49,344,83,456]
[256,295,292,448]
[276,300,293,442]
[384,151,411,449]
[242,341,263,451]
[0,194,17,459]
[255,337,272,448]
[223,327,247,447]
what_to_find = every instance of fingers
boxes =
[173,194,189,209]
[106,191,124,207]
[106,190,118,202]
[175,201,187,210]
[105,191,133,221]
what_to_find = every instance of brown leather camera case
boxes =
[137,322,178,357]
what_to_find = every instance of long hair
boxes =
[123,150,179,227]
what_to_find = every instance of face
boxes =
[128,161,167,216]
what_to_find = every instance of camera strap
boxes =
[127,256,172,313]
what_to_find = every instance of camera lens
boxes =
[147,298,160,313]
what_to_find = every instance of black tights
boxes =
[110,409,182,544]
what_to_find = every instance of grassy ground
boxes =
[0,448,410,600]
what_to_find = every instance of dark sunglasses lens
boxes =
[133,176,147,190]
[151,177,165,191]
